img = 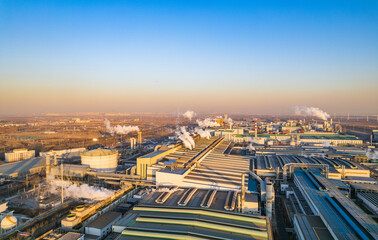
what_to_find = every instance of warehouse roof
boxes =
[120,205,270,240]
[357,192,378,208]
[0,157,43,177]
[350,183,378,192]
[86,211,121,229]
[294,170,378,239]
[294,215,333,240]
[58,232,83,240]
[140,150,166,159]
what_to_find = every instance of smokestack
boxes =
[138,131,142,146]
[130,137,136,149]
[265,179,274,219]
[347,112,350,120]
[255,121,257,137]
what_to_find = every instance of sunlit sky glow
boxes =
[0,0,377,115]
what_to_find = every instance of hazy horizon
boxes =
[1,0,377,115]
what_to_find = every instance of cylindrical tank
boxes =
[266,179,273,200]
[75,205,84,212]
[266,201,273,219]
[66,214,76,221]
[1,215,17,230]
[81,149,118,173]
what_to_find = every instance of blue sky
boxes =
[0,0,377,115]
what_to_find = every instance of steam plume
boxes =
[294,106,330,120]
[176,126,195,150]
[183,110,195,121]
[366,149,378,160]
[194,128,211,139]
[196,118,220,128]
[105,119,139,135]
[48,177,113,201]
[247,143,255,151]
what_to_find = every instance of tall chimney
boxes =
[130,137,136,149]
[138,131,142,146]
[254,121,257,139]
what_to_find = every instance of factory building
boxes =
[114,187,272,240]
[51,164,89,178]
[253,154,371,179]
[5,148,35,162]
[58,232,84,240]
[213,128,363,146]
[81,148,118,173]
[40,148,85,159]
[129,137,136,149]
[0,157,44,178]
[291,170,378,239]
[293,215,333,240]
[84,211,121,240]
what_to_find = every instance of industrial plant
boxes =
[0,112,377,240]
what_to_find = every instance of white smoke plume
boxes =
[366,149,378,160]
[247,143,255,152]
[48,177,114,201]
[194,128,211,139]
[251,139,261,144]
[105,119,139,135]
[223,117,233,129]
[215,115,233,124]
[183,110,195,121]
[323,141,331,147]
[224,117,233,124]
[196,118,220,128]
[294,106,330,120]
[176,126,195,150]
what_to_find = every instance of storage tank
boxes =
[81,148,118,173]
[1,215,17,231]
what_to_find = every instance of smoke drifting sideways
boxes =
[104,119,139,136]
[366,149,378,160]
[196,118,220,128]
[183,110,195,121]
[47,175,114,201]
[247,143,255,151]
[194,128,211,139]
[176,126,196,150]
[294,106,330,121]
